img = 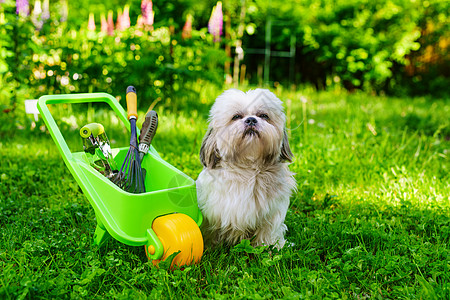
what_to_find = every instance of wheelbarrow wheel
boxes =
[145,213,203,268]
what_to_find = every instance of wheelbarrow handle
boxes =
[37,93,129,162]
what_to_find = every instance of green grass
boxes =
[1,89,449,299]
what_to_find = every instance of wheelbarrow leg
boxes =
[93,216,110,246]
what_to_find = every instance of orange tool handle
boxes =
[126,86,138,120]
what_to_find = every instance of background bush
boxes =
[0,0,228,133]
[243,0,449,96]
[0,0,448,132]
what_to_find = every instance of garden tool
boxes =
[112,86,146,193]
[80,122,117,179]
[138,110,158,162]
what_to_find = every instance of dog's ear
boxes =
[280,129,293,162]
[200,128,221,169]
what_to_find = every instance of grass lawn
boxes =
[1,88,449,299]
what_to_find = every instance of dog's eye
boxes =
[259,113,269,120]
[232,114,243,121]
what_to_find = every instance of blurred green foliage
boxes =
[0,0,227,123]
[0,0,449,129]
[0,1,37,109]
[244,0,449,95]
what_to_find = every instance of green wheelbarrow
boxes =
[37,92,203,267]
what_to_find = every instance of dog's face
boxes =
[200,89,293,168]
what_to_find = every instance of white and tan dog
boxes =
[197,89,297,249]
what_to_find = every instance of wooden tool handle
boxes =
[126,86,137,120]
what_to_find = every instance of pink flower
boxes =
[208,1,223,42]
[141,0,154,29]
[136,15,143,28]
[100,13,107,33]
[122,5,130,29]
[116,5,130,31]
[116,8,123,31]
[107,10,114,36]
[88,12,96,31]
[182,14,193,40]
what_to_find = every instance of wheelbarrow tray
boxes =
[37,93,202,261]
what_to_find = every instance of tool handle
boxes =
[139,110,158,145]
[126,86,138,120]
[80,123,105,138]
[139,143,149,161]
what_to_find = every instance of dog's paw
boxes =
[285,241,295,248]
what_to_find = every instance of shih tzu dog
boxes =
[197,88,297,249]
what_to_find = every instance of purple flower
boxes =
[208,1,223,42]
[16,0,30,16]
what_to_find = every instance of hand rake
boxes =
[112,86,146,193]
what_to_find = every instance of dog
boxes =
[196,88,297,249]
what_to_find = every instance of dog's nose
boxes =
[245,117,258,126]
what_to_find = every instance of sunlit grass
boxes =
[1,89,449,298]
[286,91,448,204]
